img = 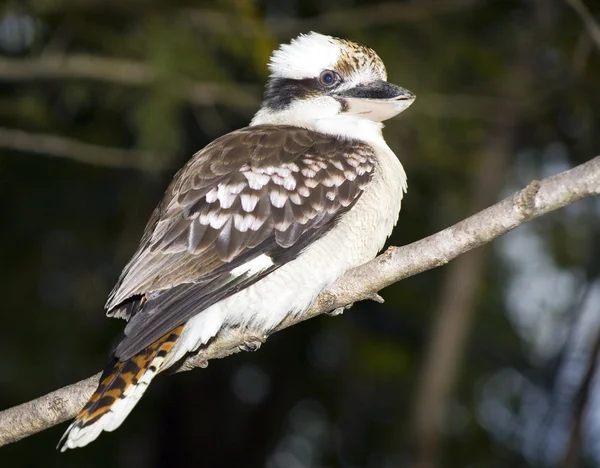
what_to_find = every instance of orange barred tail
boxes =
[58,325,184,451]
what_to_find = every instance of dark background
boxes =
[1,0,600,467]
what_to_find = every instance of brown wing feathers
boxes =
[104,126,375,361]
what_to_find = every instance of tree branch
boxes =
[567,0,600,54]
[1,156,598,447]
[0,127,157,170]
[0,54,258,108]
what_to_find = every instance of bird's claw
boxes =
[184,356,209,370]
[239,339,263,352]
[327,302,354,316]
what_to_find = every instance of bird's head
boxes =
[251,32,415,142]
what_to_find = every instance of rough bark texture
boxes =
[0,156,598,448]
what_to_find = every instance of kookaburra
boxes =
[59,32,415,450]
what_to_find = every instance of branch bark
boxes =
[0,127,157,170]
[1,156,599,447]
[0,54,259,109]
[567,0,600,53]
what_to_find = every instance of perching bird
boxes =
[58,31,415,451]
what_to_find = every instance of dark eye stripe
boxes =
[262,77,323,110]
[263,73,342,111]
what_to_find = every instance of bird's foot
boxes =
[178,356,208,371]
[327,303,354,316]
[191,357,209,369]
[239,338,264,352]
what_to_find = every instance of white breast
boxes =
[163,140,406,369]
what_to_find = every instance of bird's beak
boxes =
[337,80,415,122]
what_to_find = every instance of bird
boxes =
[58,31,415,451]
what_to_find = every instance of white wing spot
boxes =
[217,185,237,209]
[274,167,291,178]
[289,192,302,205]
[205,188,218,203]
[304,178,319,189]
[269,190,287,208]
[244,172,270,190]
[301,167,317,178]
[282,176,297,191]
[241,193,260,212]
[233,212,256,232]
[344,171,357,181]
[230,254,273,277]
[209,212,230,229]
[297,185,310,197]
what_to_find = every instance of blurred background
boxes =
[1,0,599,467]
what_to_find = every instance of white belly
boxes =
[164,143,406,369]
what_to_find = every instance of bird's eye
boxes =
[319,70,338,87]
